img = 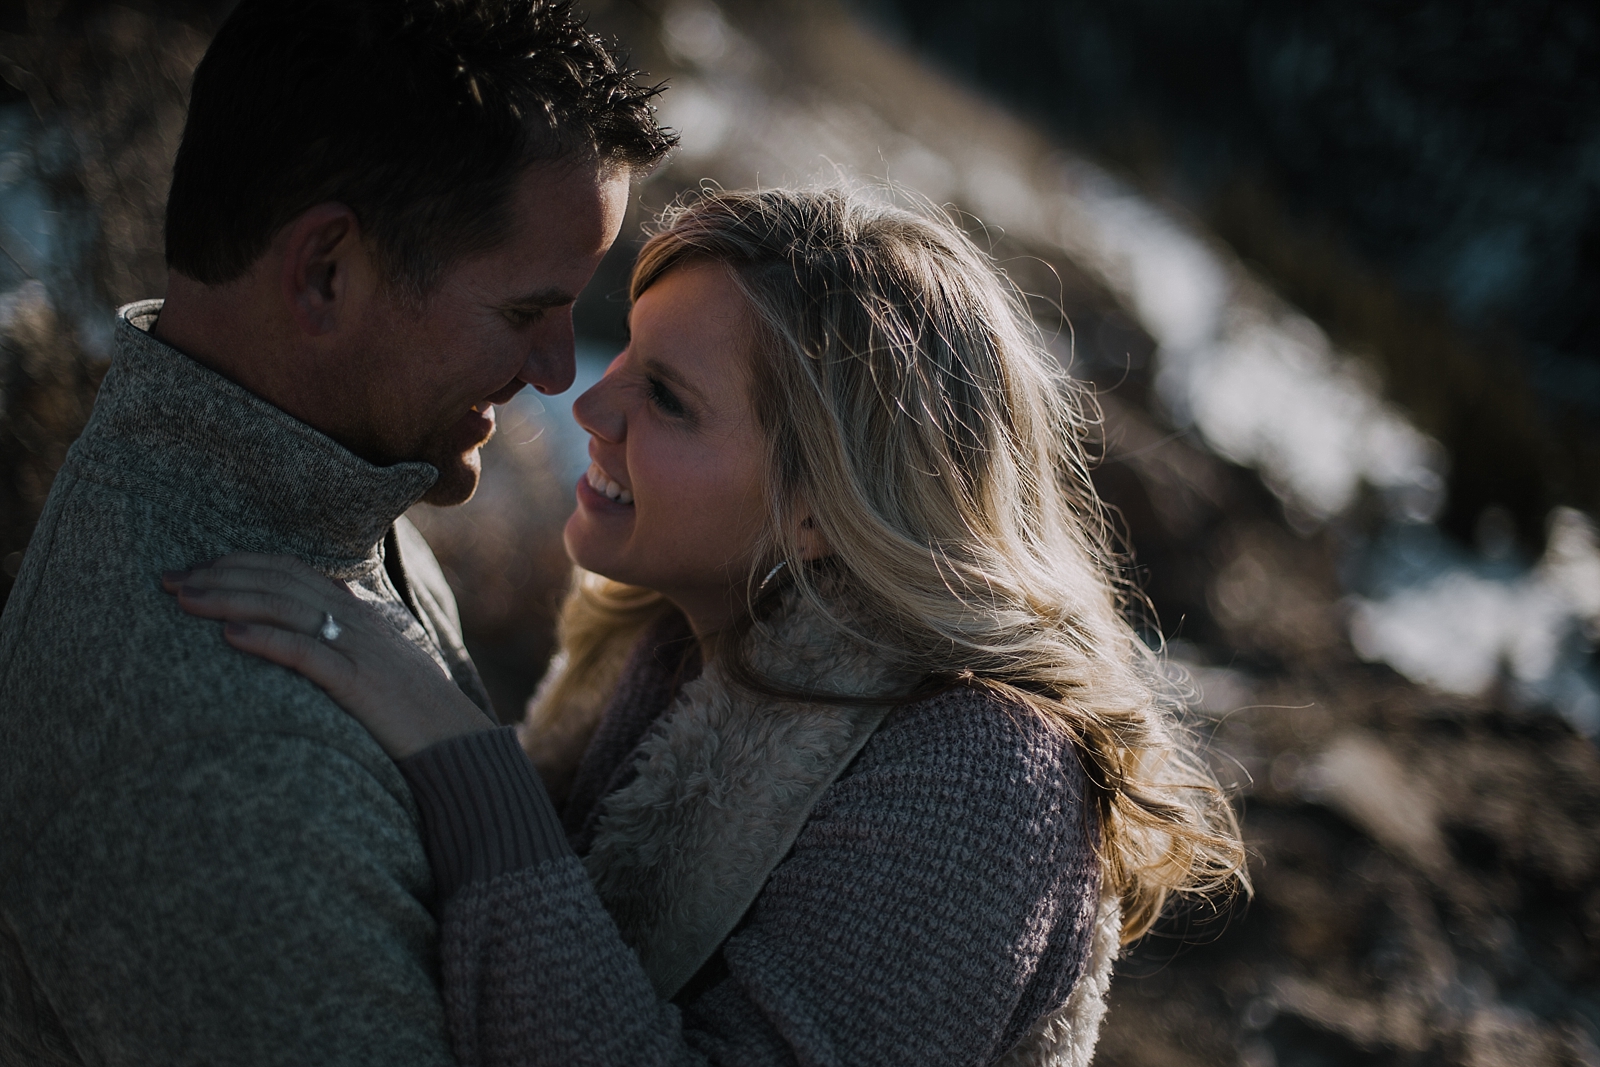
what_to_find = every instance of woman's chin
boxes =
[563,512,625,582]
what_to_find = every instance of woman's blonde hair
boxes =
[539,186,1247,941]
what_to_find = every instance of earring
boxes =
[757,560,788,595]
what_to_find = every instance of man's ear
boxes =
[795,512,830,562]
[278,203,365,338]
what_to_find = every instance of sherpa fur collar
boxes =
[580,590,914,1000]
[536,590,1121,1067]
[998,891,1121,1067]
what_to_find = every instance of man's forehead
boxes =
[500,162,629,255]
[513,155,631,209]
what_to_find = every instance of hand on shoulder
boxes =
[164,553,494,759]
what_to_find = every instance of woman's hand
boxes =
[162,553,495,760]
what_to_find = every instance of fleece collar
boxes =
[66,301,437,577]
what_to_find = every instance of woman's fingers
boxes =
[160,552,499,762]
[219,606,492,761]
[162,553,350,607]
[162,556,367,636]
[176,585,330,637]
[167,560,364,641]
[162,554,407,701]
[170,559,496,761]
[222,621,358,694]
[207,553,344,592]
[168,566,333,611]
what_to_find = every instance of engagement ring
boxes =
[318,612,342,643]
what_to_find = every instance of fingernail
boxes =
[180,585,208,598]
[162,569,190,582]
[225,622,247,636]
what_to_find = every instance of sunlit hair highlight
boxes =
[547,185,1247,941]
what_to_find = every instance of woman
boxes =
[169,188,1246,1066]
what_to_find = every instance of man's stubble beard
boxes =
[344,310,490,508]
[417,429,487,506]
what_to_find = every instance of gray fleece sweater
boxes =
[400,608,1107,1067]
[0,302,492,1065]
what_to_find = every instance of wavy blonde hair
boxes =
[535,186,1247,941]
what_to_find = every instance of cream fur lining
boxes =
[996,890,1122,1067]
[582,593,912,999]
[537,592,1122,1063]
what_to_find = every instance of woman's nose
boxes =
[571,370,625,442]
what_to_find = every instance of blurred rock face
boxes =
[0,284,96,588]
[1086,333,1600,1064]
[857,0,1600,552]
[1107,702,1600,1067]
[0,1,207,605]
[2,0,1597,1063]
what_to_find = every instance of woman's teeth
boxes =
[585,463,633,505]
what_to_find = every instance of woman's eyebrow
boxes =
[642,357,708,403]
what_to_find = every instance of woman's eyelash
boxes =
[646,376,686,417]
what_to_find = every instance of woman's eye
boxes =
[646,376,686,417]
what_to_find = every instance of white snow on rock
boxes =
[1348,509,1600,733]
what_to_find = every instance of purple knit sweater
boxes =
[400,619,1101,1066]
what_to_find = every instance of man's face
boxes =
[351,160,630,505]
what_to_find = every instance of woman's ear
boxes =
[795,512,830,561]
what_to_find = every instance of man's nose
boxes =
[517,311,578,395]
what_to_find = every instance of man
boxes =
[0,0,673,1061]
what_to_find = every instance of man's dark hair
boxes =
[166,0,675,294]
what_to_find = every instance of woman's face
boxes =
[564,262,770,636]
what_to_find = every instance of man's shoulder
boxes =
[0,467,404,844]
[5,463,268,714]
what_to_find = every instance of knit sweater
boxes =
[400,600,1116,1067]
[0,302,493,1066]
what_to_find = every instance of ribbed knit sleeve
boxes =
[399,727,571,901]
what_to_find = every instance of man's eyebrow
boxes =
[498,288,576,313]
[642,356,708,403]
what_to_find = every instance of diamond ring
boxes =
[318,612,342,643]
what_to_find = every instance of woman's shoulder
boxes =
[829,682,1096,850]
[875,683,1089,788]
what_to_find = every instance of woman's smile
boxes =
[581,461,633,505]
